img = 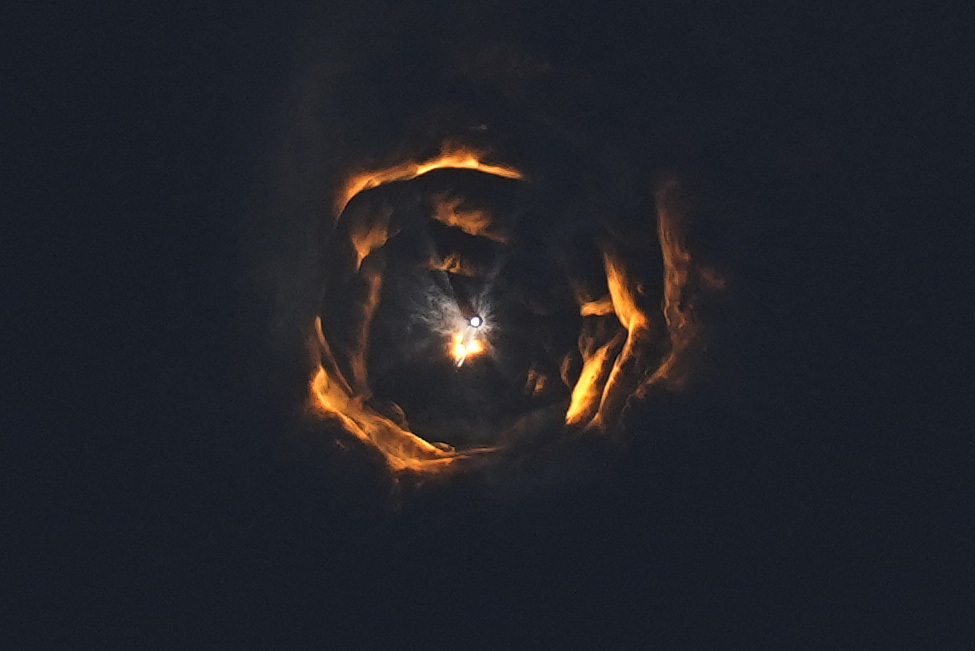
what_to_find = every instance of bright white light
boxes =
[469,315,483,328]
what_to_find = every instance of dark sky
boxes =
[7,1,971,647]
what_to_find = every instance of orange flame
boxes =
[335,144,524,217]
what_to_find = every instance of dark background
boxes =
[7,1,971,647]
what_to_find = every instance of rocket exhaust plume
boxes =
[306,142,724,477]
[253,28,728,483]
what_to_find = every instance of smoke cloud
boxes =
[243,0,730,494]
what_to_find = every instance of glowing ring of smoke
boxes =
[308,143,722,476]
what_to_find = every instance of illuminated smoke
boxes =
[334,143,524,218]
[306,144,724,475]
[252,24,728,481]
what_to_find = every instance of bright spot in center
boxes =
[451,330,485,366]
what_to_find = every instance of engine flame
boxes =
[335,144,524,217]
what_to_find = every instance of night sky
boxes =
[7,1,971,647]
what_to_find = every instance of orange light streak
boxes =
[335,144,524,217]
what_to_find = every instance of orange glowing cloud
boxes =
[335,144,524,217]
[309,146,723,476]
